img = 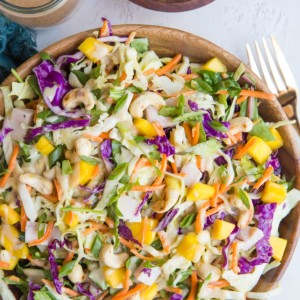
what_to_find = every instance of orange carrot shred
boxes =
[125,31,136,46]
[111,284,147,300]
[253,166,273,190]
[119,237,143,251]
[83,134,103,143]
[131,184,165,192]
[143,68,155,76]
[156,53,182,76]
[113,269,132,298]
[63,251,74,265]
[91,164,100,179]
[130,249,155,261]
[54,179,62,202]
[216,89,275,101]
[105,216,114,228]
[236,95,248,104]
[0,261,10,268]
[196,155,202,170]
[130,157,149,182]
[171,161,178,174]
[179,73,199,81]
[141,217,148,245]
[187,270,198,300]
[40,193,59,203]
[152,153,167,186]
[192,123,200,146]
[206,203,225,217]
[182,122,193,144]
[233,138,257,160]
[207,279,230,289]
[210,183,220,207]
[195,201,210,234]
[166,90,196,98]
[100,19,109,37]
[231,241,239,274]
[20,205,27,232]
[99,132,111,139]
[157,231,170,255]
[165,286,183,294]
[28,221,54,247]
[219,183,229,194]
[98,291,109,300]
[152,122,165,136]
[0,144,19,188]
[120,71,127,82]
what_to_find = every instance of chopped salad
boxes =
[0,19,299,300]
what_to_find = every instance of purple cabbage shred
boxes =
[118,220,141,246]
[101,17,113,36]
[188,100,199,111]
[0,127,13,143]
[79,182,106,202]
[145,135,175,157]
[204,212,226,229]
[100,139,115,172]
[141,268,152,277]
[214,148,234,166]
[27,282,40,300]
[265,151,281,176]
[154,208,179,232]
[203,111,230,139]
[77,283,99,300]
[170,294,183,300]
[222,225,239,268]
[135,192,151,216]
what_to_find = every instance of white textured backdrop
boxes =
[36,1,300,299]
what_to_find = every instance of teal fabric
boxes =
[0,14,37,82]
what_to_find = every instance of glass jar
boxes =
[0,0,80,28]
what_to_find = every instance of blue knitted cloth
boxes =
[0,14,37,82]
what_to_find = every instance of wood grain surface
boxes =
[0,25,299,295]
[129,0,214,12]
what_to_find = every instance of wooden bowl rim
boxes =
[1,24,300,295]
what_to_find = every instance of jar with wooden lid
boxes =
[0,0,80,28]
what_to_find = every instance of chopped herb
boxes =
[239,188,250,209]
[108,162,128,180]
[48,145,65,168]
[62,160,73,175]
[250,118,275,141]
[89,65,101,79]
[114,93,128,113]
[37,212,47,239]
[130,38,149,53]
[72,70,90,85]
[91,88,102,99]
[37,109,52,120]
[179,213,197,228]
[151,239,163,250]
[91,234,102,259]
[62,206,104,215]
[58,260,76,278]
[27,75,42,97]
[79,155,99,165]
[209,120,229,132]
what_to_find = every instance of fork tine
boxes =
[262,37,286,92]
[271,34,298,91]
[246,43,261,78]
[254,41,277,94]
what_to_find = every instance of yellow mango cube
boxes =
[266,128,283,150]
[0,250,18,270]
[247,136,272,165]
[187,182,215,201]
[262,181,287,204]
[79,160,97,185]
[127,218,158,245]
[35,136,55,156]
[140,283,158,300]
[78,37,114,63]
[0,204,20,225]
[134,118,157,137]
[103,266,126,288]
[269,236,287,261]
[211,219,235,240]
[177,232,200,261]
[202,57,227,73]
[63,211,79,228]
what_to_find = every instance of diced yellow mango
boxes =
[127,218,158,245]
[247,136,272,165]
[140,283,158,300]
[266,128,283,150]
[79,160,97,185]
[269,236,287,261]
[134,118,157,137]
[262,181,287,204]
[35,136,55,156]
[186,182,215,201]
[78,37,114,63]
[0,204,20,225]
[0,250,18,270]
[103,266,126,288]
[202,57,227,73]
[211,219,235,240]
[177,232,200,261]
[63,211,79,228]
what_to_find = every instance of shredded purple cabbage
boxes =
[27,282,40,300]
[204,212,226,229]
[48,239,64,294]
[238,203,276,274]
[222,225,239,268]
[141,268,152,277]
[154,208,179,232]
[187,66,192,74]
[135,192,151,216]
[77,283,98,300]
[203,111,229,139]
[188,100,199,111]
[79,182,106,202]
[25,118,90,142]
[101,17,113,36]
[214,148,234,166]
[100,139,115,172]
[0,127,13,143]
[145,135,175,157]
[118,220,141,246]
[266,151,281,176]
[56,51,84,67]
[170,294,183,300]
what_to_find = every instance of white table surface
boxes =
[36,0,300,299]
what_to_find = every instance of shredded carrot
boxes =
[187,270,198,300]
[53,179,62,202]
[120,71,127,82]
[83,134,103,143]
[125,31,136,46]
[207,279,230,289]
[195,201,210,234]
[182,122,193,144]
[152,153,167,186]
[210,183,220,207]
[233,138,257,160]
[152,122,165,136]
[165,286,183,294]
[236,95,248,104]
[216,89,275,101]
[192,123,200,146]
[166,90,196,98]
[171,161,178,174]
[157,231,170,255]
[0,261,10,268]
[28,221,54,247]
[7,275,21,282]
[130,157,149,182]
[100,19,109,37]
[112,269,132,298]
[219,183,229,194]
[196,155,202,170]
[0,144,19,188]
[156,53,182,76]
[253,166,273,190]
[226,131,237,144]
[63,251,74,265]
[40,193,59,203]
[234,132,243,143]
[111,284,146,300]
[119,237,143,251]
[41,278,80,298]
[131,184,165,192]
[179,73,199,81]
[99,131,111,139]
[143,68,155,76]
[141,217,148,245]
[105,216,114,228]
[231,241,239,274]
[20,205,27,232]
[206,203,225,217]
[25,99,39,109]
[83,223,108,235]
[130,249,155,261]
[98,291,109,300]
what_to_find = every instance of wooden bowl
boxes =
[1,25,300,294]
[129,0,215,12]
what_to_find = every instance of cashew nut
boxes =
[19,173,53,195]
[229,117,254,135]
[62,88,95,111]
[68,263,85,284]
[152,176,181,213]
[129,91,165,118]
[74,137,93,156]
[99,244,129,269]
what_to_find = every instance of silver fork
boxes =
[246,34,299,125]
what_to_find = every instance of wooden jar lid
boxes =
[129,0,215,12]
